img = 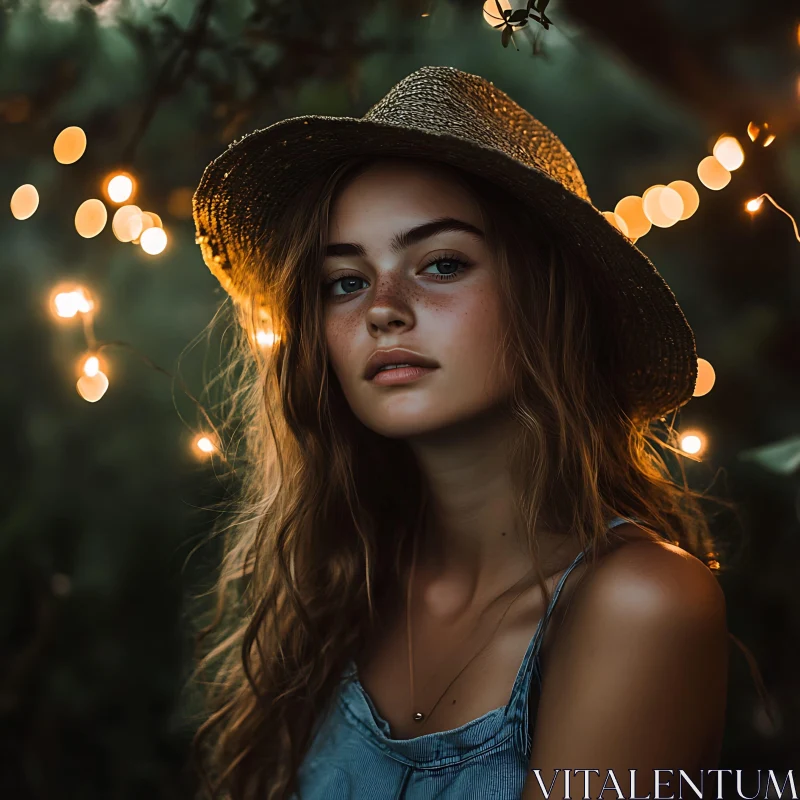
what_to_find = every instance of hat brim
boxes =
[192,114,696,421]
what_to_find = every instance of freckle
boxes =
[501,531,506,536]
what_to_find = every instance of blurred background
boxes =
[1,0,798,797]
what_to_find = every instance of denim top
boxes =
[294,516,645,799]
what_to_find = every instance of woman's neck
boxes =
[406,406,568,614]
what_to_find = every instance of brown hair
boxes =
[187,155,749,799]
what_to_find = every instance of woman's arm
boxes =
[523,540,728,800]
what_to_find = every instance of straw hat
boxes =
[192,64,697,422]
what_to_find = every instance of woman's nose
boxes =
[365,285,415,336]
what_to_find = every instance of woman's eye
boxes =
[328,275,369,296]
[420,256,469,280]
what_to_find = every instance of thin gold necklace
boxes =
[405,522,537,725]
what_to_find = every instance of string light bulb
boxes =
[51,285,94,319]
[642,185,684,227]
[482,0,511,26]
[614,195,652,239]
[105,172,136,204]
[112,205,144,242]
[667,180,700,220]
[77,370,109,402]
[140,226,168,255]
[601,211,631,238]
[10,183,39,220]
[679,431,706,456]
[693,358,716,397]
[255,329,279,347]
[81,354,101,377]
[746,197,764,213]
[53,126,87,164]
[193,434,218,458]
[712,135,745,171]
[75,199,108,238]
[697,156,731,191]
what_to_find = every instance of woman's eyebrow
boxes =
[324,217,484,258]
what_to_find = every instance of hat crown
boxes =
[363,65,590,202]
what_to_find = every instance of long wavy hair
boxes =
[187,155,745,800]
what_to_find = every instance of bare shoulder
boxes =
[524,525,729,791]
[542,523,727,660]
[576,526,727,631]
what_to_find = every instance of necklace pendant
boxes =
[413,711,425,722]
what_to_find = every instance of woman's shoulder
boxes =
[579,523,726,624]
[542,523,727,665]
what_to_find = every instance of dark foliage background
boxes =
[1,0,798,797]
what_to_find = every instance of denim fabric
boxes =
[295,516,641,799]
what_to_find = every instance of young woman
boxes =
[190,66,730,800]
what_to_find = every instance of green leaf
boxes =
[501,24,512,47]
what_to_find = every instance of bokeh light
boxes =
[667,180,700,220]
[693,357,716,397]
[53,126,87,164]
[697,156,731,190]
[75,199,108,238]
[10,184,39,220]
[193,434,218,458]
[712,135,745,171]
[680,431,706,456]
[614,195,652,239]
[482,0,511,26]
[112,205,143,242]
[140,226,168,255]
[77,371,109,403]
[601,210,630,238]
[643,185,684,228]
[105,173,135,204]
[51,285,94,319]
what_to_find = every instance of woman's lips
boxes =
[369,365,438,386]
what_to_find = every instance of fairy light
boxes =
[747,122,761,142]
[77,370,109,402]
[105,172,135,204]
[10,183,40,220]
[712,135,745,171]
[255,329,278,347]
[680,431,706,456]
[614,195,652,239]
[667,180,700,220]
[51,285,94,319]
[140,226,168,255]
[693,358,716,397]
[601,211,630,237]
[112,204,143,242]
[762,133,776,147]
[744,193,800,242]
[193,434,218,458]
[482,0,511,26]
[697,156,731,191]
[53,126,87,164]
[75,198,108,238]
[82,354,100,377]
[643,185,684,227]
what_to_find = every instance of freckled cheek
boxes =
[324,309,363,382]
[428,285,507,378]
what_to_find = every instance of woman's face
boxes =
[322,159,512,439]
